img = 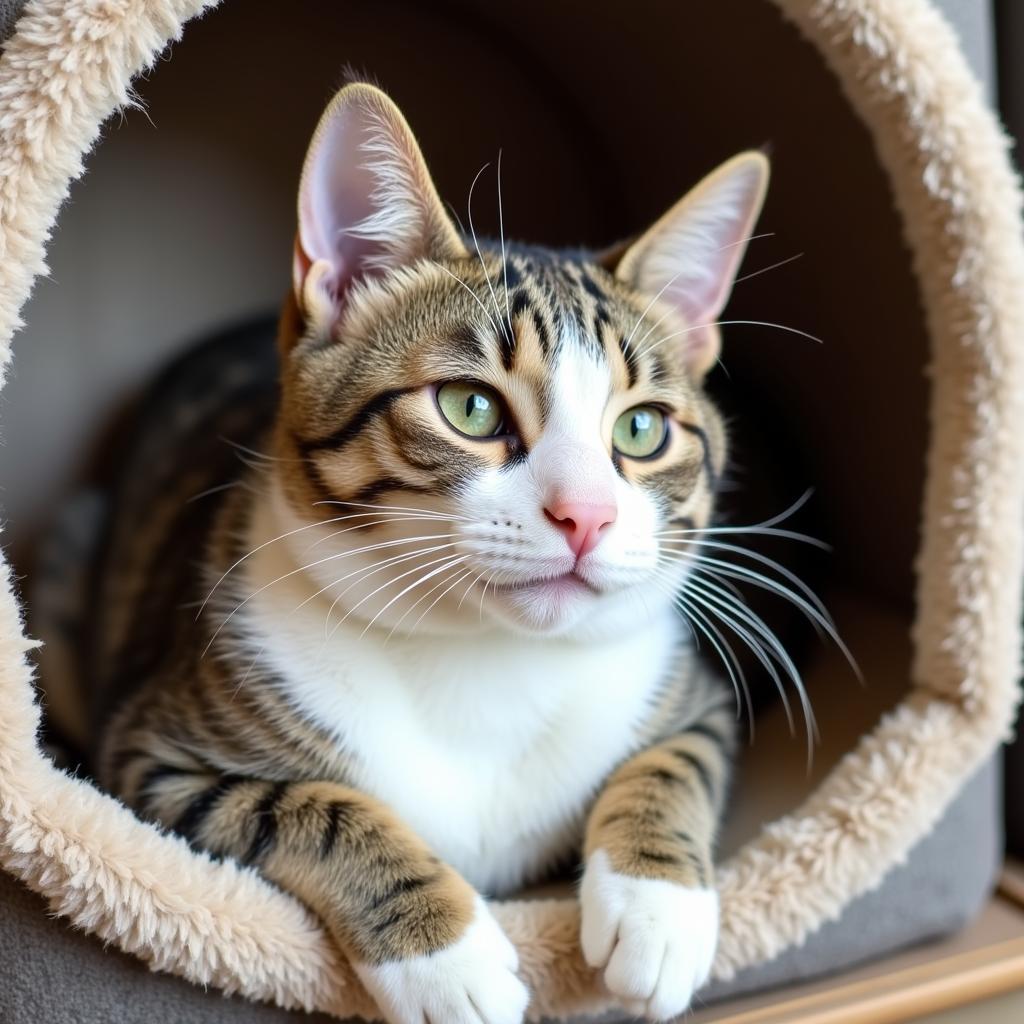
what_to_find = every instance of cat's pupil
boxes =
[467,394,486,418]
[632,412,651,438]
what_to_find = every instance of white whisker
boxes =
[660,489,815,536]
[431,262,503,341]
[636,318,823,363]
[478,570,496,624]
[313,498,467,520]
[297,543,461,618]
[305,513,465,553]
[672,549,860,683]
[659,530,827,612]
[685,573,816,752]
[467,161,509,342]
[659,554,745,601]
[392,564,477,641]
[203,531,459,655]
[496,148,515,343]
[660,542,831,622]
[359,555,470,640]
[187,481,238,504]
[458,567,490,612]
[220,437,304,464]
[624,230,774,356]
[326,550,468,641]
[657,524,829,550]
[198,511,375,619]
[673,572,794,736]
[733,251,804,286]
[633,253,803,357]
[650,573,752,730]
[622,268,688,356]
[444,198,468,236]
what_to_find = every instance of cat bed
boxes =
[0,0,1023,1022]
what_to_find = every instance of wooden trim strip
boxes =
[702,938,1024,1024]
[999,859,1024,909]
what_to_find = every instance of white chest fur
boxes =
[239,546,680,894]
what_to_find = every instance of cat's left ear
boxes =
[614,152,769,378]
[293,83,467,333]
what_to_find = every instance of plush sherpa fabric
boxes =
[0,0,1022,1021]
[0,760,999,1023]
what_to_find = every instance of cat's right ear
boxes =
[613,152,769,378]
[293,84,467,335]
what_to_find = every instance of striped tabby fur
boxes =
[94,84,769,1023]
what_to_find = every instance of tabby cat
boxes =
[94,83,771,1023]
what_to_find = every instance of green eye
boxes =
[436,381,504,438]
[613,405,668,459]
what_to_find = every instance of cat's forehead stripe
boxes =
[496,254,619,369]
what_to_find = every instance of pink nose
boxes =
[544,501,617,559]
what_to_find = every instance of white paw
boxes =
[354,896,529,1024]
[580,849,718,1021]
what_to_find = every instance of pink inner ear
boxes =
[664,182,764,327]
[679,323,719,378]
[664,240,746,329]
[633,157,768,375]
[658,252,735,376]
[295,100,397,305]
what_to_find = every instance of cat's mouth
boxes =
[491,571,602,597]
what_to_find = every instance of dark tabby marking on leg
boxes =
[243,781,289,865]
[320,799,355,858]
[584,704,736,889]
[175,775,246,842]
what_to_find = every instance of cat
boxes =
[92,82,770,1024]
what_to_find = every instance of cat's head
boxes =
[272,84,768,639]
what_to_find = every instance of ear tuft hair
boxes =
[293,84,466,335]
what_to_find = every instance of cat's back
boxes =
[88,316,280,736]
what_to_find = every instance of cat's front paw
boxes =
[354,895,529,1024]
[580,848,718,1021]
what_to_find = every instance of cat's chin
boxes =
[491,572,600,601]
[491,573,593,627]
[483,576,639,638]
